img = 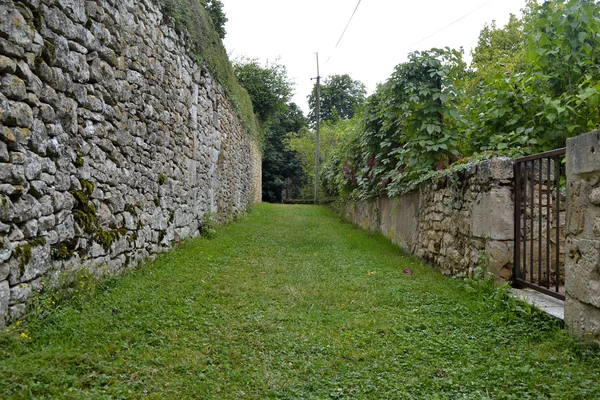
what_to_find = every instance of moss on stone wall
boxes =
[154,0,259,140]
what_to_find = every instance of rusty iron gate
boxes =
[514,148,566,300]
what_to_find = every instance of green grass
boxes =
[1,204,600,399]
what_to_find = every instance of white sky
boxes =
[222,0,527,115]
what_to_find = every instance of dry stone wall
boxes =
[343,158,515,279]
[0,0,261,327]
[565,130,600,343]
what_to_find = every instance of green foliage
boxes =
[233,58,293,122]
[470,14,527,86]
[71,179,127,251]
[204,0,227,39]
[323,0,600,201]
[13,237,46,271]
[322,48,467,199]
[200,210,218,238]
[52,244,75,261]
[232,58,307,202]
[262,103,308,202]
[291,116,361,200]
[465,0,600,153]
[308,74,367,124]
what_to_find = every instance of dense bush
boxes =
[321,0,600,200]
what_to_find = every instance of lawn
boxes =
[1,203,599,399]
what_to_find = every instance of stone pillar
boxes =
[565,130,600,343]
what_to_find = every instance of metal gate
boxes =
[514,148,566,300]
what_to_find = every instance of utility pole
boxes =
[314,53,321,204]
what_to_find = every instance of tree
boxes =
[233,58,293,122]
[308,74,366,123]
[205,0,227,39]
[262,103,308,202]
[470,14,527,84]
[233,58,305,202]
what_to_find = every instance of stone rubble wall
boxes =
[565,130,600,343]
[0,0,261,327]
[343,158,515,279]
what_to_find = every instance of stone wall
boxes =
[0,0,261,327]
[565,130,600,343]
[343,158,514,279]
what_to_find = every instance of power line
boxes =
[407,0,495,48]
[326,0,363,64]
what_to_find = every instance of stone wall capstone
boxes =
[0,0,261,327]
[343,157,515,279]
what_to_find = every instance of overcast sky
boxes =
[222,0,527,115]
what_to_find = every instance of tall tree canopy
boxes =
[204,0,227,39]
[233,58,293,122]
[262,103,308,202]
[308,74,367,123]
[233,59,306,202]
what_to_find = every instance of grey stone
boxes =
[10,152,25,164]
[0,281,9,328]
[56,213,74,241]
[0,37,25,58]
[471,187,514,240]
[567,130,600,176]
[15,60,43,95]
[21,219,39,238]
[44,229,59,245]
[24,154,43,180]
[20,242,51,282]
[0,2,34,49]
[38,214,55,233]
[39,194,53,215]
[39,103,56,123]
[1,100,33,128]
[29,180,48,198]
[9,283,33,305]
[590,187,600,206]
[0,184,16,196]
[0,246,11,266]
[12,194,42,223]
[8,303,26,323]
[30,119,48,155]
[1,74,27,101]
[0,141,8,162]
[7,225,24,241]
[0,163,26,185]
[0,55,17,74]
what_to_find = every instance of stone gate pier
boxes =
[565,130,600,343]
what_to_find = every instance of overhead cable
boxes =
[326,0,363,64]
[408,0,495,48]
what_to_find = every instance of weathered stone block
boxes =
[0,280,9,328]
[565,238,600,308]
[565,296,600,344]
[567,130,600,176]
[472,187,514,240]
[0,2,34,49]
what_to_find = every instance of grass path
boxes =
[1,204,600,399]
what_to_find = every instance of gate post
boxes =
[565,130,600,343]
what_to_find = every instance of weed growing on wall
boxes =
[200,211,218,238]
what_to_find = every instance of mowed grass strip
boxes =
[1,203,599,399]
